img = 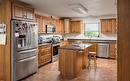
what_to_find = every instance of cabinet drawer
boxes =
[39,55,51,66]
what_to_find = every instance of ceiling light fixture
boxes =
[77,7,87,14]
[69,3,88,14]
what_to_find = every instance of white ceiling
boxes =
[20,0,117,18]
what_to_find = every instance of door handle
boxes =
[18,49,37,54]
[18,56,36,62]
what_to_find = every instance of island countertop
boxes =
[59,44,92,51]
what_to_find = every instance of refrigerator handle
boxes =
[18,56,36,62]
[18,49,37,54]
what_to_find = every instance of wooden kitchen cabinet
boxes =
[38,44,52,67]
[70,21,81,33]
[55,19,60,33]
[12,2,34,20]
[35,14,46,33]
[26,7,34,20]
[60,41,69,47]
[101,19,117,34]
[35,14,65,34]
[59,20,64,33]
[55,19,64,33]
[109,44,117,59]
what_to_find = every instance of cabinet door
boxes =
[57,20,63,33]
[55,20,60,33]
[101,19,117,34]
[35,15,42,33]
[26,7,34,20]
[60,20,64,33]
[107,20,112,32]
[109,44,116,59]
[42,17,46,33]
[111,19,117,33]
[101,19,108,33]
[12,3,24,20]
[38,45,52,66]
[70,21,81,33]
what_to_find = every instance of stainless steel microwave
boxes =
[46,25,55,33]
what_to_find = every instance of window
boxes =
[84,23,99,37]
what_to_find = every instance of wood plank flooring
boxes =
[22,59,117,81]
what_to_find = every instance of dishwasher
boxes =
[97,43,109,58]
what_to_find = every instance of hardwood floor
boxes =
[22,59,117,81]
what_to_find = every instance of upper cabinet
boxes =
[55,19,64,34]
[100,19,117,34]
[35,14,64,34]
[70,21,81,33]
[64,19,70,34]
[35,14,46,33]
[12,2,34,21]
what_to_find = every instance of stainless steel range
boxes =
[52,36,61,62]
[52,43,60,62]
[11,20,38,81]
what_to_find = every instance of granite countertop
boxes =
[65,34,117,41]
[59,44,92,51]
[67,37,117,41]
[38,43,51,46]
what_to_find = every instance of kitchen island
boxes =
[58,44,92,79]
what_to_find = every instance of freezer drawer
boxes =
[97,43,109,58]
[15,56,38,81]
[16,48,37,61]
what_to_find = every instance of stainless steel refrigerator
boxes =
[11,20,38,81]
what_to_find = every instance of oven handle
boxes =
[52,44,60,47]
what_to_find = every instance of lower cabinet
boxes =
[38,44,52,67]
[60,41,69,47]
[109,44,117,59]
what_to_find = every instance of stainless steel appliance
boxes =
[51,36,61,62]
[11,20,38,81]
[52,43,60,62]
[46,25,55,33]
[97,43,109,58]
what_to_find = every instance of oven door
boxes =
[52,44,60,62]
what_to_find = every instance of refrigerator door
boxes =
[28,23,38,48]
[11,20,38,51]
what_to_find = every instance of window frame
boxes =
[84,22,100,37]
